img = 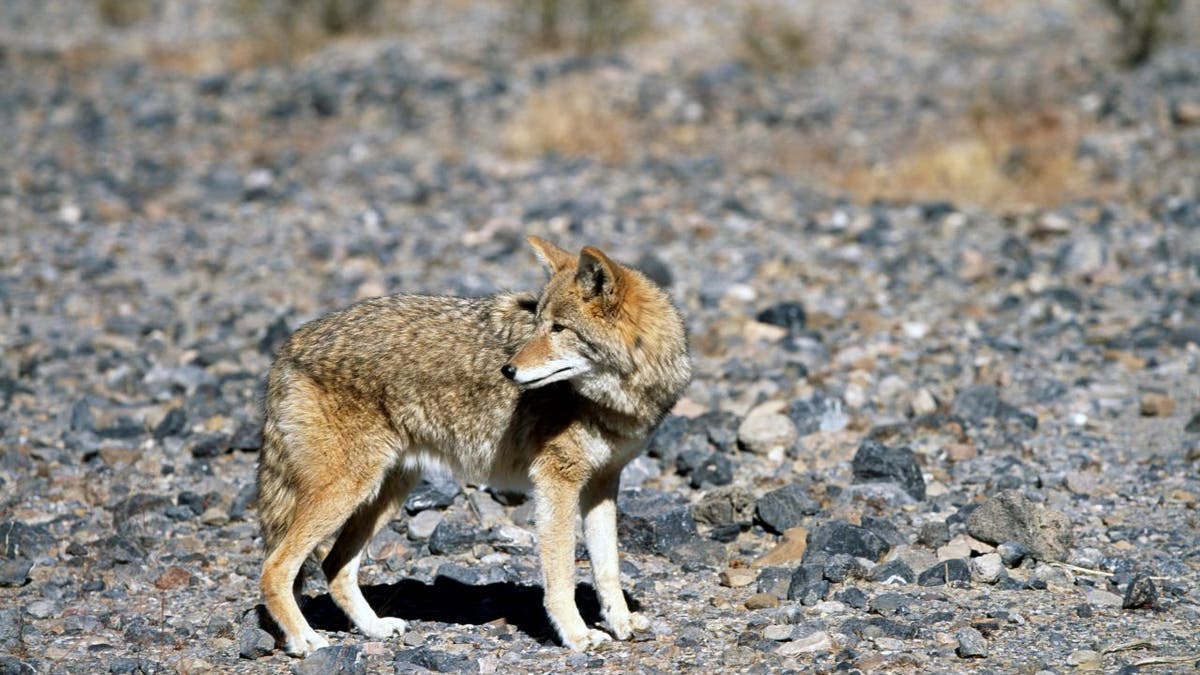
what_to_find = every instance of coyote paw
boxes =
[607,611,650,640]
[360,616,407,640]
[283,630,329,658]
[562,628,613,652]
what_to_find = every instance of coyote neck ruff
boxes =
[257,236,691,656]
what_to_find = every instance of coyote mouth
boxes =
[521,366,573,387]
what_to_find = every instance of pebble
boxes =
[807,521,891,561]
[737,409,798,457]
[869,559,916,585]
[1085,588,1123,608]
[970,553,1004,584]
[744,593,779,610]
[238,627,274,659]
[967,490,1074,562]
[297,645,366,675]
[955,626,988,658]
[762,624,793,641]
[1139,393,1175,417]
[776,630,831,656]
[851,439,926,500]
[754,484,820,534]
[617,490,698,556]
[1122,574,1157,609]
[407,509,443,541]
[917,559,971,586]
[1066,649,1103,670]
[0,558,32,587]
[719,567,757,588]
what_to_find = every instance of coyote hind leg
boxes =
[322,467,416,640]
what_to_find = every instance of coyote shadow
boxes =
[259,576,639,645]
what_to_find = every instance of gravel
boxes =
[2,1,1199,672]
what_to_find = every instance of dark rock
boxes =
[636,252,673,288]
[868,592,908,616]
[756,302,807,334]
[757,567,792,598]
[296,645,367,675]
[1122,575,1157,609]
[645,414,691,464]
[835,586,869,609]
[966,490,1073,561]
[807,521,891,561]
[107,656,161,674]
[955,626,988,658]
[823,553,869,583]
[230,482,258,521]
[238,626,274,659]
[229,420,263,451]
[917,559,971,586]
[852,440,925,500]
[404,474,461,514]
[153,407,187,440]
[917,521,950,548]
[427,520,476,556]
[0,608,20,649]
[688,453,732,488]
[953,384,1000,424]
[0,521,54,560]
[259,316,291,356]
[1185,411,1200,433]
[618,490,698,556]
[843,617,918,640]
[0,658,35,675]
[869,559,915,585]
[754,484,820,535]
[0,558,32,587]
[861,516,907,547]
[97,536,146,565]
[787,573,830,606]
[110,493,174,533]
[693,486,755,528]
[394,646,474,673]
[997,541,1031,568]
[188,433,228,458]
[69,399,95,432]
[788,393,844,436]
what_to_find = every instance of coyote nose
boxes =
[500,364,516,380]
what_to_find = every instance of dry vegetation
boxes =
[737,1,814,73]
[502,75,634,164]
[834,107,1101,210]
[511,0,651,53]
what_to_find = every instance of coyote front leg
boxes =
[534,473,611,651]
[583,471,648,640]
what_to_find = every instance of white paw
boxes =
[284,630,330,658]
[607,611,650,640]
[562,628,613,652]
[360,616,407,640]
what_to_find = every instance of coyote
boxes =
[257,236,691,656]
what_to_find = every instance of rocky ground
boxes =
[1,1,1199,673]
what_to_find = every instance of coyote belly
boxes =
[257,236,691,656]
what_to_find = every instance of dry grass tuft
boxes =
[502,76,633,164]
[836,107,1102,210]
[738,2,815,72]
[510,0,651,53]
[96,0,154,27]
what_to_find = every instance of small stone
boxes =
[1185,411,1200,433]
[970,553,1004,584]
[744,593,779,610]
[618,490,698,556]
[917,520,950,548]
[1085,589,1123,608]
[1064,471,1106,496]
[910,389,939,417]
[756,567,793,598]
[1173,100,1200,125]
[776,630,832,656]
[953,384,1000,424]
[869,559,915,585]
[404,474,461,514]
[0,558,32,587]
[719,567,757,588]
[694,486,755,528]
[997,541,1031,567]
[407,510,443,540]
[955,626,987,658]
[1122,574,1157,609]
[1139,393,1175,417]
[238,627,274,659]
[298,645,366,675]
[966,490,1074,562]
[428,519,475,555]
[737,410,798,457]
[1067,649,1103,670]
[945,443,978,462]
[917,559,971,586]
[808,521,891,561]
[755,484,820,535]
[26,599,55,619]
[852,440,926,500]
[937,536,971,561]
[756,302,807,334]
[153,566,192,590]
[763,624,793,641]
[200,506,229,526]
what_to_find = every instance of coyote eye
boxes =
[551,323,567,333]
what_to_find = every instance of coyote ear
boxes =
[576,246,622,306]
[527,235,574,274]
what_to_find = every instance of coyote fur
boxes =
[257,236,691,656]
